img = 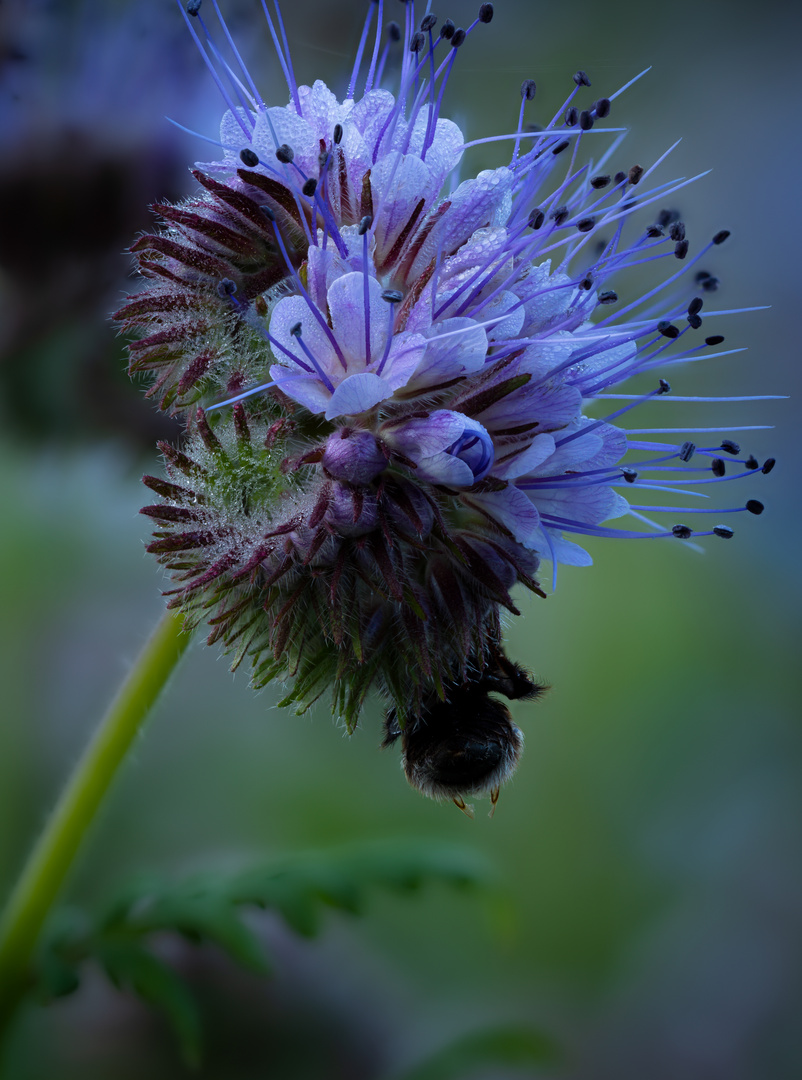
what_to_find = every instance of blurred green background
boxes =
[0,0,799,1077]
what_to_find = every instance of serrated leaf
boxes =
[395,1024,560,1080]
[98,939,202,1068]
[128,892,269,974]
[37,950,81,1000]
[228,840,491,939]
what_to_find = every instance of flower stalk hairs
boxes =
[114,0,778,812]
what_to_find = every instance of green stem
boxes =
[0,608,191,1036]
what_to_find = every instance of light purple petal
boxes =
[493,434,556,480]
[270,294,339,376]
[406,167,514,282]
[269,364,331,414]
[324,372,391,419]
[328,272,390,367]
[468,487,541,544]
[404,318,488,394]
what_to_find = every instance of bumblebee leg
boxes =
[452,795,475,819]
[488,785,500,818]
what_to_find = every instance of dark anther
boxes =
[713,229,730,245]
[598,290,618,304]
[579,110,594,130]
[573,70,591,86]
[720,439,740,455]
[672,524,693,539]
[669,221,686,242]
[479,3,494,23]
[388,21,402,41]
[552,139,570,155]
[302,178,318,197]
[565,106,578,126]
[550,205,569,225]
[451,27,466,47]
[658,378,671,394]
[410,31,425,53]
[240,148,259,167]
[745,455,759,470]
[628,164,644,185]
[658,208,679,227]
[591,174,610,188]
[647,225,664,238]
[528,209,545,230]
[674,240,689,259]
[687,313,702,329]
[614,170,626,184]
[657,321,680,339]
[290,321,303,337]
[701,275,720,292]
[762,457,776,475]
[714,525,734,539]
[695,270,710,281]
[259,204,276,221]
[359,215,373,235]
[381,289,404,303]
[217,278,237,298]
[580,276,593,290]
[276,143,295,163]
[421,13,437,31]
[688,297,703,316]
[333,124,343,145]
[705,334,724,346]
[621,468,638,483]
[187,0,202,15]
[318,150,330,169]
[521,79,537,100]
[746,500,764,515]
[679,441,695,461]
[441,18,455,39]
[594,97,611,117]
[576,217,596,232]
[711,458,726,477]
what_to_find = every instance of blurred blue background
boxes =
[0,0,799,1077]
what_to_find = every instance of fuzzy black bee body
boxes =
[383,647,546,815]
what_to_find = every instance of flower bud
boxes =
[321,428,386,484]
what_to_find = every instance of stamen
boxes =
[179,0,253,141]
[347,0,377,100]
[290,322,336,392]
[555,383,671,449]
[363,0,384,93]
[259,0,301,112]
[374,21,401,88]
[261,205,347,369]
[376,290,403,375]
[360,215,373,364]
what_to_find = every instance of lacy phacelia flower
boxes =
[117,1,776,808]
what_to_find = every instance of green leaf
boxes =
[32,839,491,1064]
[127,890,269,974]
[395,1024,561,1080]
[37,949,81,1000]
[98,939,202,1069]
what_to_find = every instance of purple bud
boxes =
[325,482,379,536]
[322,429,386,484]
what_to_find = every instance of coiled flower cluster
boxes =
[117,1,774,765]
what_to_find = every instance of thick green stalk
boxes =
[0,608,191,1036]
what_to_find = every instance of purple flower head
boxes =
[120,1,778,807]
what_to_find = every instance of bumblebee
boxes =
[382,646,546,816]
